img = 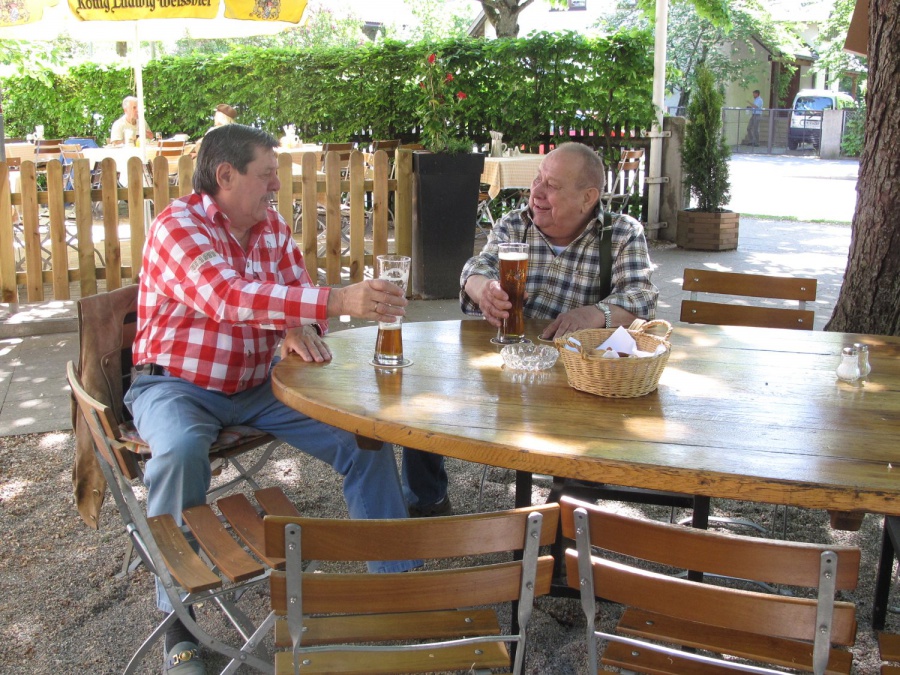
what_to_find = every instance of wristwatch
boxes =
[598,303,612,328]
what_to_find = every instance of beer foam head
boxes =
[499,251,528,261]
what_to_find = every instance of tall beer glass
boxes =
[373,255,411,366]
[497,242,529,344]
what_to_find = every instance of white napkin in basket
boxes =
[594,326,666,358]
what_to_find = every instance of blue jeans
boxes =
[401,447,448,507]
[125,371,419,612]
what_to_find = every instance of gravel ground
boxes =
[0,432,892,674]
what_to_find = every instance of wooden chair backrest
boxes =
[372,139,400,158]
[34,138,63,156]
[6,156,21,169]
[680,267,817,330]
[616,147,644,172]
[560,495,859,647]
[157,139,187,158]
[400,142,425,151]
[266,503,559,615]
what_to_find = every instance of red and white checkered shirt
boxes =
[133,192,330,394]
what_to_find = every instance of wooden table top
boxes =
[272,319,900,516]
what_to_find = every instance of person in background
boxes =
[207,103,238,134]
[743,90,764,146]
[109,96,153,146]
[402,142,659,517]
[125,124,418,672]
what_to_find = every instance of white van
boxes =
[788,89,855,150]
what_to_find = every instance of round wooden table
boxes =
[272,318,900,516]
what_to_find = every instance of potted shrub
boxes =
[411,51,485,299]
[676,65,739,251]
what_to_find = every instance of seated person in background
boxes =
[207,103,238,134]
[402,142,659,516]
[125,124,419,672]
[109,95,153,146]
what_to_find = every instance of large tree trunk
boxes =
[826,0,900,336]
[481,0,535,38]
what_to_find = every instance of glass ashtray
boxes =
[500,343,559,371]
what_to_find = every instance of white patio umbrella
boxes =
[0,0,308,157]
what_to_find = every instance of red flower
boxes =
[427,53,436,64]
[445,73,453,82]
[457,91,467,100]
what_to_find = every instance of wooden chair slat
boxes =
[146,514,222,593]
[603,640,757,675]
[264,503,559,560]
[881,632,900,661]
[559,502,860,590]
[216,492,285,569]
[182,503,265,583]
[272,557,553,615]
[681,300,815,330]
[274,608,501,647]
[254,486,302,517]
[618,608,852,674]
[682,268,817,301]
[565,550,857,646]
[273,641,510,675]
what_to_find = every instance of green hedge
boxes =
[2,31,655,154]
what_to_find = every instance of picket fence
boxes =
[0,149,413,304]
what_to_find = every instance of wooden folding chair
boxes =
[560,496,860,675]
[264,503,560,674]
[71,285,280,570]
[321,142,354,175]
[602,148,644,214]
[156,138,188,184]
[69,360,292,674]
[680,267,817,330]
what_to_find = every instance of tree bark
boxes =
[825,0,900,336]
[480,0,535,38]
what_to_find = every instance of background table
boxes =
[480,154,544,198]
[272,319,900,516]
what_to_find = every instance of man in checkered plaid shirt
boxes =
[403,142,659,517]
[124,125,419,671]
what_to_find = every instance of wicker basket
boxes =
[554,320,673,398]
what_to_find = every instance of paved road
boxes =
[725,154,859,223]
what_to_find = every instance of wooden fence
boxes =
[0,149,413,304]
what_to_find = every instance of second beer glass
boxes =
[498,242,528,343]
[373,255,411,366]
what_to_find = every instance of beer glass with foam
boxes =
[497,242,528,343]
[373,255,411,366]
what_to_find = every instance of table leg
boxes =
[514,470,532,508]
[873,515,900,630]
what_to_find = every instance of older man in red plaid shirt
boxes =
[124,124,418,672]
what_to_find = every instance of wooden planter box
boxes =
[676,210,739,251]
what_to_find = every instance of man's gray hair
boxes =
[192,124,278,196]
[553,142,605,192]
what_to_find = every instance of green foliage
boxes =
[0,33,656,149]
[682,66,731,212]
[604,0,799,109]
[812,0,867,91]
[417,51,472,154]
[841,98,866,157]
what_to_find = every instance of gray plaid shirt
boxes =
[460,207,658,320]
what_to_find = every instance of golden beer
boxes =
[374,324,404,365]
[498,245,528,343]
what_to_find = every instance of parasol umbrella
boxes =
[0,0,308,158]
